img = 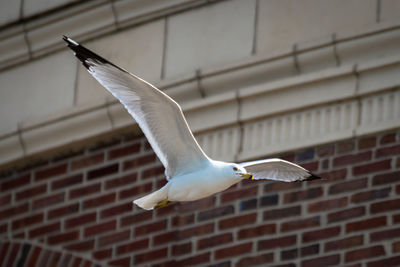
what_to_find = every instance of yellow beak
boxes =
[241,173,253,180]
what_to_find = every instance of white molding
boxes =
[1,55,399,167]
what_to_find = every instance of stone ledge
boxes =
[1,55,399,168]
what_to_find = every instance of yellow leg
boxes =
[154,199,172,209]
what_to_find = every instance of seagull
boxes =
[63,36,322,210]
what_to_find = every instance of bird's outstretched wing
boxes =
[240,158,321,182]
[63,36,209,179]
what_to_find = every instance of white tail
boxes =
[133,184,169,210]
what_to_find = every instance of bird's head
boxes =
[229,163,253,180]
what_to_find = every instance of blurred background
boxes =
[0,0,400,266]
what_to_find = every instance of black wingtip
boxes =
[305,172,324,181]
[62,35,126,72]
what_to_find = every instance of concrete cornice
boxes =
[1,53,400,170]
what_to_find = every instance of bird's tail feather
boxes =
[133,185,168,210]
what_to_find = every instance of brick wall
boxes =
[0,129,399,267]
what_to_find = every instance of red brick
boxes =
[380,133,397,144]
[71,257,82,267]
[333,151,372,167]
[117,239,149,255]
[177,196,215,212]
[0,242,10,263]
[370,227,400,242]
[393,241,400,253]
[51,174,83,190]
[135,247,168,264]
[172,214,195,227]
[178,223,214,240]
[302,254,340,267]
[367,256,400,267]
[16,184,46,201]
[29,222,60,238]
[0,194,11,207]
[358,136,376,150]
[92,248,112,260]
[153,231,178,246]
[394,213,400,224]
[109,143,141,159]
[373,171,400,185]
[345,246,385,262]
[105,173,137,189]
[258,235,297,251]
[284,187,323,203]
[0,203,29,219]
[135,220,167,236]
[172,242,192,256]
[351,187,391,203]
[264,181,302,193]
[197,205,234,221]
[329,178,368,194]
[121,211,153,226]
[12,213,43,230]
[33,192,65,209]
[0,223,7,234]
[370,198,400,213]
[64,240,94,251]
[376,144,400,158]
[87,163,118,180]
[325,235,363,252]
[99,229,131,247]
[299,161,319,172]
[238,224,276,240]
[141,165,165,180]
[317,145,335,157]
[65,212,96,229]
[119,183,152,199]
[84,220,116,237]
[221,186,258,203]
[346,216,386,233]
[155,204,176,217]
[302,226,340,243]
[69,183,101,199]
[35,164,67,181]
[48,203,79,220]
[263,205,301,221]
[281,216,320,232]
[0,174,30,192]
[108,257,130,266]
[308,197,348,213]
[6,243,20,267]
[317,168,347,182]
[337,140,355,154]
[219,213,257,230]
[27,247,41,266]
[352,159,391,175]
[215,242,252,260]
[70,153,104,170]
[178,252,210,266]
[84,193,116,209]
[101,202,132,218]
[328,207,365,223]
[197,233,233,250]
[47,231,79,245]
[236,253,274,267]
[123,154,156,170]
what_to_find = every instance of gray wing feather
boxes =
[240,158,318,182]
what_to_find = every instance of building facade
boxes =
[0,0,400,266]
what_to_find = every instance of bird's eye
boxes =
[233,167,238,171]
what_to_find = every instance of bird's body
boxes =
[63,36,322,210]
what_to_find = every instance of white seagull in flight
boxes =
[63,36,322,210]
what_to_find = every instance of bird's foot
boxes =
[154,199,172,209]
